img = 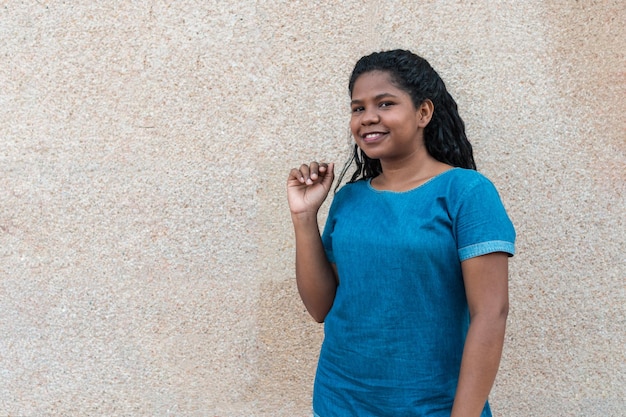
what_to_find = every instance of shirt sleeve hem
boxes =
[458,241,515,262]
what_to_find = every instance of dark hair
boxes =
[337,49,476,189]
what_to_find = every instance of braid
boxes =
[424,81,476,170]
[335,145,382,193]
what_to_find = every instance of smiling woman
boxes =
[287,50,515,417]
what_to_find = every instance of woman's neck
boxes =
[371,154,452,192]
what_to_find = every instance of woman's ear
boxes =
[416,99,434,127]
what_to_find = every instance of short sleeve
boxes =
[454,176,516,262]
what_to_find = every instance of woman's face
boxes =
[350,71,429,163]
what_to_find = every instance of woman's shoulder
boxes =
[441,167,495,189]
[335,178,369,195]
[445,167,489,180]
[430,168,506,207]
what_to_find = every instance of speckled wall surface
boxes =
[0,1,624,416]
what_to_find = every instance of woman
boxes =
[287,49,516,416]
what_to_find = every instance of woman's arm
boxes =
[287,162,338,323]
[451,252,509,417]
[291,213,338,322]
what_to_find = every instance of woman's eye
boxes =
[380,101,394,108]
[351,106,364,113]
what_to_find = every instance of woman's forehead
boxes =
[351,71,407,99]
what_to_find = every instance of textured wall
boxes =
[1,1,624,416]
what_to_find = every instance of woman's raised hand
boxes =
[287,162,335,217]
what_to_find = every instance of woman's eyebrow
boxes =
[351,93,399,104]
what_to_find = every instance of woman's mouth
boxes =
[362,132,387,143]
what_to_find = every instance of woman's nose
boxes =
[361,107,379,125]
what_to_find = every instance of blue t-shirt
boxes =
[314,168,516,417]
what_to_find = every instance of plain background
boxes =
[1,1,624,415]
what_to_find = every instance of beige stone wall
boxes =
[1,1,623,415]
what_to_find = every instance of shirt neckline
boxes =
[366,167,459,194]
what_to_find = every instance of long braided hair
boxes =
[336,49,476,190]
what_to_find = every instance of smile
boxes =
[362,132,387,142]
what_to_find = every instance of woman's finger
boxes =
[298,164,312,183]
[288,167,305,183]
[308,161,320,182]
